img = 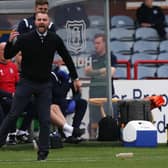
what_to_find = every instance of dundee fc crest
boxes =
[66,20,86,54]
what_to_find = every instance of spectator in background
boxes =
[51,65,87,143]
[0,42,19,144]
[136,0,166,39]
[17,0,56,34]
[84,33,117,139]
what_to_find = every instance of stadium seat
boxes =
[113,53,131,61]
[159,40,168,53]
[111,15,134,29]
[136,66,157,79]
[88,15,105,28]
[157,64,168,78]
[133,41,159,54]
[111,41,133,62]
[110,28,134,41]
[131,53,157,64]
[157,53,168,60]
[135,27,160,41]
[111,41,133,54]
[115,66,128,79]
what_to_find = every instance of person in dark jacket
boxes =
[17,0,56,34]
[16,0,56,143]
[136,0,166,39]
[50,65,87,143]
[51,65,87,127]
[0,12,81,161]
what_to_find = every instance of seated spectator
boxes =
[136,0,166,39]
[51,64,87,142]
[0,42,19,144]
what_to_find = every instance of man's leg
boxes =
[72,99,87,128]
[0,79,33,145]
[50,104,67,128]
[50,104,85,138]
[36,82,52,160]
[0,104,4,126]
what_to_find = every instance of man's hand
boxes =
[73,79,82,92]
[99,68,106,76]
[9,30,20,43]
[141,23,152,27]
[84,66,93,75]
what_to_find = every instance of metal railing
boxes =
[134,60,168,80]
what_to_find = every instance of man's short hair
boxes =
[35,0,49,6]
[94,33,106,42]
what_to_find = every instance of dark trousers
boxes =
[0,97,16,133]
[0,78,52,152]
[19,98,37,131]
[0,104,4,125]
[72,99,87,128]
[59,98,87,128]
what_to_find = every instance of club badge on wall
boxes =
[66,20,86,54]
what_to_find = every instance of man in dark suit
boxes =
[136,0,166,39]
[0,12,81,161]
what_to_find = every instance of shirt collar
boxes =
[36,30,48,37]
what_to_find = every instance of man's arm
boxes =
[85,66,115,78]
[85,66,105,77]
[85,54,116,78]
[4,30,20,59]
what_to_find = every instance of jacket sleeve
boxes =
[4,37,21,59]
[136,7,144,24]
[55,36,78,80]
[157,7,165,24]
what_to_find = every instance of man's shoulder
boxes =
[153,5,162,11]
[17,15,35,33]
[19,15,34,25]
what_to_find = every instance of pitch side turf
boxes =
[0,141,168,168]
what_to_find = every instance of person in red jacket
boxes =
[0,42,19,144]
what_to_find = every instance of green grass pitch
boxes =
[0,141,168,168]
